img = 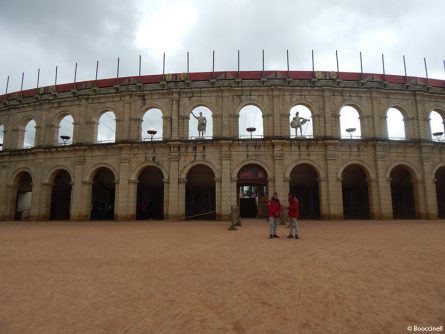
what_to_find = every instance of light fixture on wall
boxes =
[246,127,256,139]
[433,131,444,141]
[147,130,157,141]
[60,135,71,145]
[346,128,356,139]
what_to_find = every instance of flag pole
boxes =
[286,49,290,77]
[5,75,9,95]
[36,68,40,89]
[74,62,77,83]
[95,60,99,82]
[336,50,339,73]
[20,72,24,92]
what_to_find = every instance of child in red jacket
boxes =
[288,193,300,239]
[268,192,282,239]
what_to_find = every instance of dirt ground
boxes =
[0,219,444,334]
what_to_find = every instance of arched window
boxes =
[58,115,74,145]
[289,105,313,138]
[340,106,361,139]
[429,110,444,142]
[0,123,4,150]
[141,108,163,141]
[97,111,116,143]
[189,106,213,139]
[24,119,36,148]
[239,105,263,139]
[387,108,405,140]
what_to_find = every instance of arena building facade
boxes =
[0,70,445,221]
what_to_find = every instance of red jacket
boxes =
[288,197,300,218]
[268,198,282,217]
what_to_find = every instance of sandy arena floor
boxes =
[0,219,444,334]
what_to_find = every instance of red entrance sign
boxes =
[238,167,266,180]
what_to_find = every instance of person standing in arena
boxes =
[268,192,282,239]
[288,193,300,239]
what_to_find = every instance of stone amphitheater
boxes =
[0,70,444,221]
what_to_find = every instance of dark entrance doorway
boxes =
[137,166,164,220]
[341,165,370,219]
[237,164,268,218]
[185,165,216,220]
[50,170,72,220]
[91,168,115,220]
[15,172,32,220]
[435,167,445,218]
[390,165,416,218]
[289,164,320,219]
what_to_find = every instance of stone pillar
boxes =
[220,91,231,138]
[5,184,18,220]
[167,142,180,219]
[323,88,337,138]
[127,180,138,220]
[229,113,239,138]
[115,154,131,220]
[212,114,221,138]
[220,141,232,220]
[368,178,380,219]
[325,141,342,219]
[163,116,172,139]
[171,94,179,139]
[37,182,52,220]
[70,159,90,221]
[0,167,6,219]
[419,145,437,218]
[319,176,329,219]
[272,140,286,197]
[313,113,324,138]
[374,154,393,219]
[405,116,418,140]
[180,115,189,140]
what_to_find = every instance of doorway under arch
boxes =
[435,166,445,218]
[237,164,268,218]
[289,164,320,219]
[342,165,370,219]
[390,165,416,218]
[185,165,216,220]
[15,172,33,220]
[50,170,72,220]
[137,166,164,220]
[91,168,115,220]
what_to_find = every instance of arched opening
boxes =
[137,166,164,220]
[50,170,72,220]
[0,123,4,150]
[387,108,406,140]
[189,106,213,139]
[289,105,313,138]
[237,164,268,218]
[185,165,216,220]
[58,115,74,145]
[141,108,163,141]
[91,168,115,220]
[390,165,416,218]
[341,165,370,219]
[429,110,444,142]
[97,111,116,143]
[239,105,263,139]
[289,164,320,219]
[340,106,361,139]
[15,172,32,220]
[435,166,445,218]
[24,119,36,148]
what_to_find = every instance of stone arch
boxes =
[238,102,265,139]
[232,160,272,181]
[54,111,75,145]
[96,109,116,143]
[136,165,165,220]
[131,162,168,183]
[339,104,362,139]
[9,167,34,185]
[138,103,164,119]
[386,106,408,140]
[181,160,219,181]
[84,163,119,183]
[429,109,445,141]
[288,163,321,219]
[337,160,375,181]
[385,161,421,182]
[90,166,116,220]
[284,160,325,180]
[12,170,33,220]
[141,108,163,141]
[49,169,72,220]
[340,163,371,219]
[0,122,4,150]
[43,165,74,184]
[17,115,37,149]
[288,104,314,138]
[189,105,213,139]
[434,164,445,218]
[185,164,216,220]
[388,164,418,218]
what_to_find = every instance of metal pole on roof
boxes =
[36,68,40,89]
[116,57,120,79]
[360,52,363,74]
[286,49,290,74]
[163,53,165,77]
[424,57,428,78]
[237,50,240,76]
[212,50,215,77]
[311,50,315,72]
[187,51,189,75]
[262,49,265,74]
[5,76,9,94]
[336,50,339,73]
[74,62,77,83]
[139,54,142,77]
[20,72,24,91]
[95,60,99,81]
[381,53,386,76]
[403,55,407,77]
[55,66,58,85]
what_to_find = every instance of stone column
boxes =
[419,145,437,218]
[0,166,7,219]
[115,153,131,220]
[37,182,52,220]
[220,141,232,220]
[325,141,342,219]
[171,93,179,139]
[127,180,138,220]
[167,142,180,219]
[272,140,286,197]
[70,159,90,220]
[318,176,329,219]
[368,177,380,219]
[5,184,18,220]
[374,151,393,219]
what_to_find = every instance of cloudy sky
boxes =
[1,0,444,142]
